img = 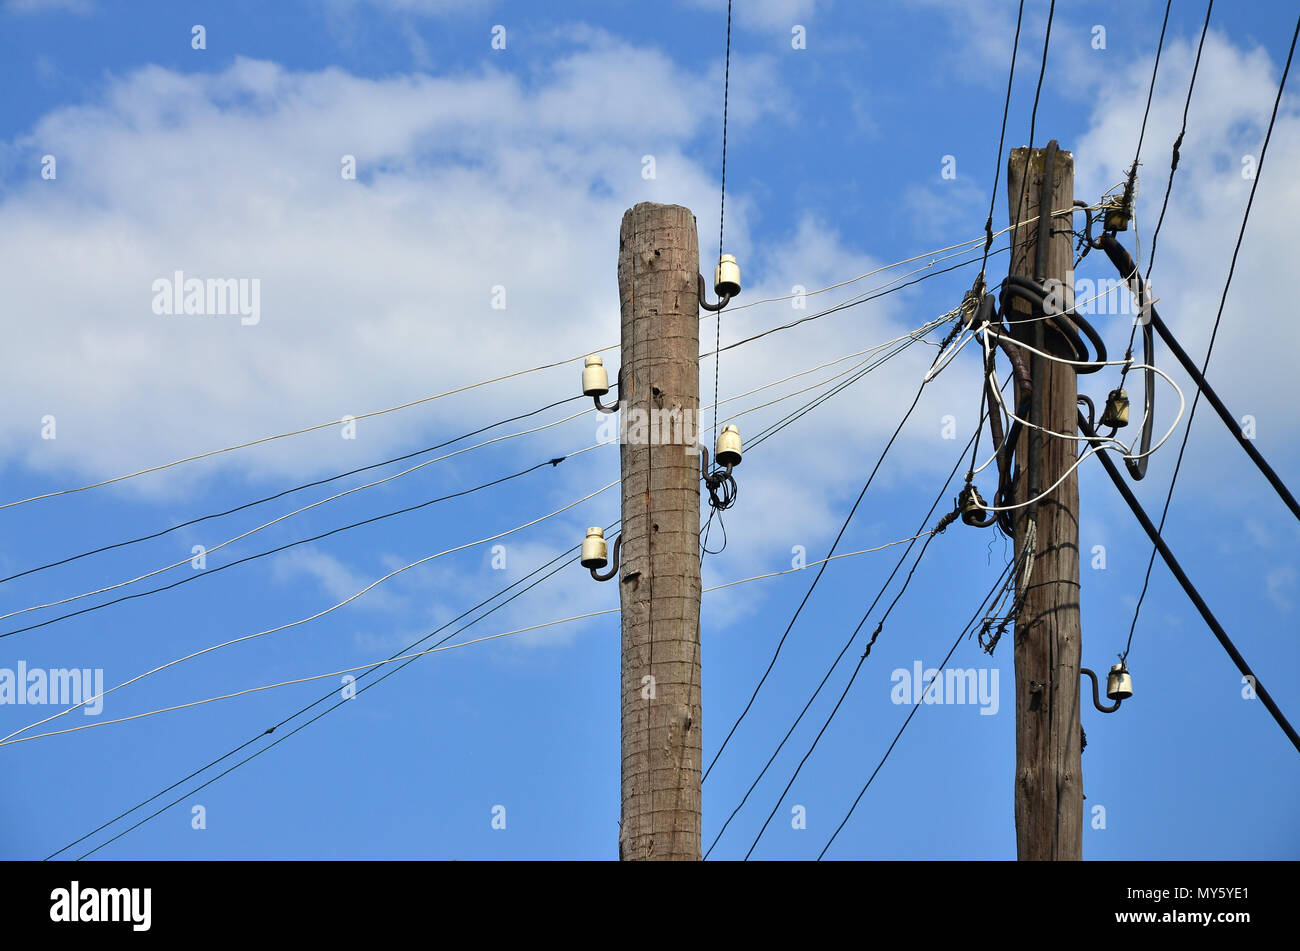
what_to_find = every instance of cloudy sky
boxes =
[0,0,1296,860]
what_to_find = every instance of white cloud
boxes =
[1266,565,1296,613]
[4,20,1296,657]
[272,547,403,612]
[1071,29,1300,481]
[0,45,787,500]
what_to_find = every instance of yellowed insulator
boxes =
[582,355,610,397]
[715,424,743,468]
[1106,663,1133,701]
[1104,205,1131,232]
[1101,387,1130,428]
[714,254,741,298]
[580,526,608,569]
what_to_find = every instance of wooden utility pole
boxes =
[1006,142,1083,861]
[616,202,703,860]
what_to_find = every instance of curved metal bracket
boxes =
[592,366,624,415]
[590,534,622,582]
[1081,667,1122,713]
[698,273,732,312]
[697,444,733,484]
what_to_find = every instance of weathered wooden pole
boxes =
[616,202,703,860]
[1006,142,1083,861]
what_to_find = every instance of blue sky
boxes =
[0,0,1297,860]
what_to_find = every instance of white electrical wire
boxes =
[0,529,938,748]
[710,317,949,429]
[5,204,1111,514]
[958,276,1187,516]
[0,478,620,743]
[721,202,1101,315]
[980,326,1185,452]
[2,333,960,741]
[0,407,596,621]
[3,319,949,622]
[0,349,622,511]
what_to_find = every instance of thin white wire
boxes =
[0,407,596,621]
[4,208,1109,513]
[0,529,937,748]
[710,318,948,429]
[963,297,1186,479]
[928,241,1146,387]
[971,370,1183,515]
[0,349,621,511]
[2,341,951,742]
[981,327,1185,450]
[722,202,1100,314]
[697,248,991,367]
[921,308,982,382]
[0,479,619,743]
[3,324,947,622]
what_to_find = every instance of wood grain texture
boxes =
[617,202,702,861]
[1007,147,1083,861]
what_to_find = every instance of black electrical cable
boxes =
[1106,0,1183,479]
[1117,0,1213,480]
[702,329,965,784]
[1080,414,1300,755]
[744,505,963,859]
[1,454,574,640]
[712,0,733,453]
[1121,14,1299,660]
[0,393,587,587]
[50,524,616,859]
[702,383,928,782]
[744,331,932,456]
[997,275,1108,371]
[1010,0,1057,249]
[709,245,1009,362]
[1134,0,1173,173]
[818,555,1019,859]
[65,349,870,859]
[705,400,995,858]
[1099,236,1296,512]
[1144,0,1213,281]
[979,0,1026,278]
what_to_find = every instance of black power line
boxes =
[702,315,974,784]
[979,0,1025,278]
[708,246,1008,362]
[1144,0,1214,280]
[706,400,995,858]
[1098,236,1300,525]
[1133,0,1173,170]
[2,454,573,640]
[1121,13,1299,660]
[701,375,935,784]
[712,0,733,453]
[0,393,586,586]
[1080,414,1300,755]
[55,348,882,857]
[50,525,615,859]
[743,506,960,859]
[818,556,1019,859]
